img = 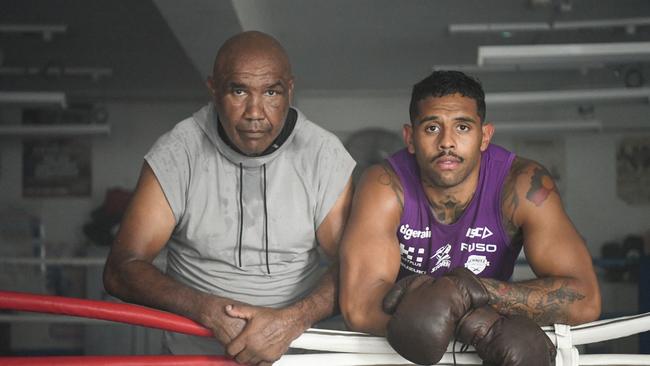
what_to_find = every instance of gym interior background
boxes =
[0,0,649,357]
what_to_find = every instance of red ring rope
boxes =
[0,290,242,365]
[0,290,212,337]
[0,355,240,366]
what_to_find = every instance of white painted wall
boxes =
[0,101,204,254]
[296,89,411,136]
[565,133,650,249]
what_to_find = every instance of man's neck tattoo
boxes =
[428,194,471,225]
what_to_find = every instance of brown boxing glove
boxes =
[456,306,557,366]
[382,268,491,365]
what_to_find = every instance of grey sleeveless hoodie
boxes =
[144,103,354,354]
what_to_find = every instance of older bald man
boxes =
[104,31,355,365]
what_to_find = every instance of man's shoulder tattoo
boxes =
[525,164,557,207]
[379,163,404,210]
[501,158,527,239]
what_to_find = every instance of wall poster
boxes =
[22,138,91,197]
[617,136,650,205]
[21,106,92,197]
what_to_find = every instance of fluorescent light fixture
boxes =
[432,63,606,73]
[493,120,602,133]
[478,42,650,67]
[0,24,67,41]
[0,66,113,81]
[450,22,550,33]
[486,87,650,105]
[449,17,650,35]
[0,91,67,107]
[554,17,650,32]
[0,124,111,137]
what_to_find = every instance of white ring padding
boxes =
[569,312,650,345]
[290,328,477,354]
[274,353,650,366]
[290,328,391,353]
[579,354,650,365]
[291,312,650,354]
[275,353,483,366]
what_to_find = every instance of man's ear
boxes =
[403,123,415,154]
[480,122,495,151]
[206,77,217,97]
[287,77,295,103]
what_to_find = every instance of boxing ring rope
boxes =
[0,355,241,366]
[1,290,649,365]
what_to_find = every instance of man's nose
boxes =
[438,128,455,150]
[244,95,264,120]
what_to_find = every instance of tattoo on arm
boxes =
[526,166,556,207]
[501,159,558,242]
[482,278,585,325]
[501,158,527,240]
[379,163,404,210]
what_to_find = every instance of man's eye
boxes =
[265,90,279,96]
[425,125,439,133]
[233,89,246,96]
[457,124,470,132]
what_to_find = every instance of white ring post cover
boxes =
[554,323,579,366]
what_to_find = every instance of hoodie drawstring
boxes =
[236,162,271,275]
[263,163,270,274]
[238,163,243,268]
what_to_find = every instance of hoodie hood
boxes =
[192,103,302,168]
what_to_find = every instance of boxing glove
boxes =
[457,306,556,366]
[383,268,490,365]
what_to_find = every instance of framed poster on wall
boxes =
[22,138,91,197]
[21,105,93,197]
[617,136,650,205]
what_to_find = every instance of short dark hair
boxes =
[409,70,486,123]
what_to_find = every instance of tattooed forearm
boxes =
[526,166,556,207]
[379,163,404,210]
[482,277,586,325]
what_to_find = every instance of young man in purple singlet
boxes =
[339,71,601,365]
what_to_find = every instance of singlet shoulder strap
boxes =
[385,148,420,209]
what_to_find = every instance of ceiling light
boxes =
[0,24,67,41]
[0,91,67,108]
[0,124,111,137]
[486,87,650,105]
[432,63,606,73]
[478,42,650,67]
[449,17,650,35]
[493,120,602,133]
[0,66,113,82]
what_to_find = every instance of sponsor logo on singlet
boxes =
[399,243,427,274]
[461,242,497,253]
[465,255,490,275]
[466,226,493,239]
[399,224,432,240]
[399,243,425,266]
[430,244,452,274]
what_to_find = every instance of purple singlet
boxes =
[387,144,521,281]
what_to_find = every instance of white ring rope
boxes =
[273,353,650,366]
[287,312,650,366]
[567,312,650,345]
[275,353,481,366]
